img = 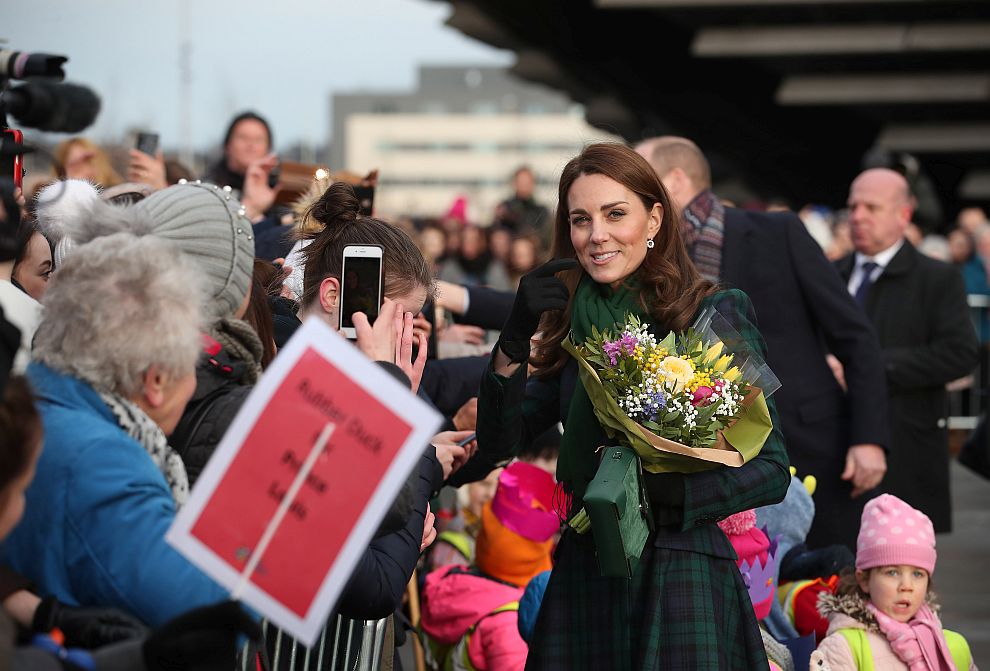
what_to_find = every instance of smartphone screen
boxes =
[136,132,159,157]
[340,248,383,336]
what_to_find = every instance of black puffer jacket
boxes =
[170,335,255,486]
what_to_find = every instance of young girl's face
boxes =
[857,565,930,623]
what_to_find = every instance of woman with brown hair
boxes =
[298,181,436,392]
[473,143,790,669]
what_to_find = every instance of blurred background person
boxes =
[52,138,122,188]
[418,220,449,275]
[204,111,281,224]
[487,225,512,266]
[438,224,510,291]
[506,233,543,290]
[494,166,550,243]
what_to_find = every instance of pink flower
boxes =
[692,386,714,406]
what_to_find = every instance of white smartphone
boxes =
[338,244,384,339]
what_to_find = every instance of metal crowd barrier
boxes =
[947,294,989,430]
[239,615,390,671]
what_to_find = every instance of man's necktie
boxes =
[854,261,879,305]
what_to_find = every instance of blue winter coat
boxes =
[1,362,228,627]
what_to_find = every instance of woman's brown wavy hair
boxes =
[532,143,714,377]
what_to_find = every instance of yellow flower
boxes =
[713,354,733,374]
[686,370,713,393]
[723,366,741,383]
[702,341,724,365]
[658,356,695,393]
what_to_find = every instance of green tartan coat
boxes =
[476,288,790,669]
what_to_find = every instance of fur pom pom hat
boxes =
[34,179,102,268]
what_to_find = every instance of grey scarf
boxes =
[99,391,190,508]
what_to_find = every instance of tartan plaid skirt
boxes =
[525,530,769,670]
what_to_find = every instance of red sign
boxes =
[168,318,442,645]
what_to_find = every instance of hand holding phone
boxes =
[128,133,167,190]
[431,430,475,479]
[135,132,159,157]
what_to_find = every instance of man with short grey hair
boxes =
[638,137,890,551]
[837,168,978,532]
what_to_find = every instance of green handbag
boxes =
[582,446,654,579]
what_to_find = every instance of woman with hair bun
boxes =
[251,181,473,668]
[299,181,435,393]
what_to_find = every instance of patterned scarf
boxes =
[680,189,725,283]
[209,317,264,385]
[98,391,190,508]
[867,603,956,671]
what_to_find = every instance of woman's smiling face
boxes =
[567,173,662,289]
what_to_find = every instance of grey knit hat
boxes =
[136,181,255,321]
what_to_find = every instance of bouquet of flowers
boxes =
[561,307,778,476]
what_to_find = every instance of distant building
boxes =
[330,65,619,221]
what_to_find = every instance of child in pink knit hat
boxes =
[812,494,977,670]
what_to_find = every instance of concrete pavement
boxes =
[937,459,990,664]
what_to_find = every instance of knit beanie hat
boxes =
[475,463,557,587]
[856,494,936,575]
[719,509,779,620]
[136,181,255,321]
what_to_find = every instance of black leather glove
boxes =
[32,595,147,649]
[497,258,577,363]
[143,601,261,671]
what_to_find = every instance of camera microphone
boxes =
[2,81,101,133]
[0,49,67,81]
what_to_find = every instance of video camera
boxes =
[1,46,102,188]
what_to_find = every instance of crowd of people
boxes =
[0,110,985,670]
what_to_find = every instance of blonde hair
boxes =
[53,138,122,188]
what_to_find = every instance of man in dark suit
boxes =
[638,137,890,551]
[837,168,978,532]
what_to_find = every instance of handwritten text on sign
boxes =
[188,347,412,617]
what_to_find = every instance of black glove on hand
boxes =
[143,601,261,671]
[32,596,147,649]
[497,258,578,363]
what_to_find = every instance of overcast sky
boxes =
[5,0,513,152]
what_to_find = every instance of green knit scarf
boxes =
[558,274,646,510]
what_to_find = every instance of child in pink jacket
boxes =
[420,462,557,671]
[812,495,977,670]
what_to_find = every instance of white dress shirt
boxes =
[847,238,905,297]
